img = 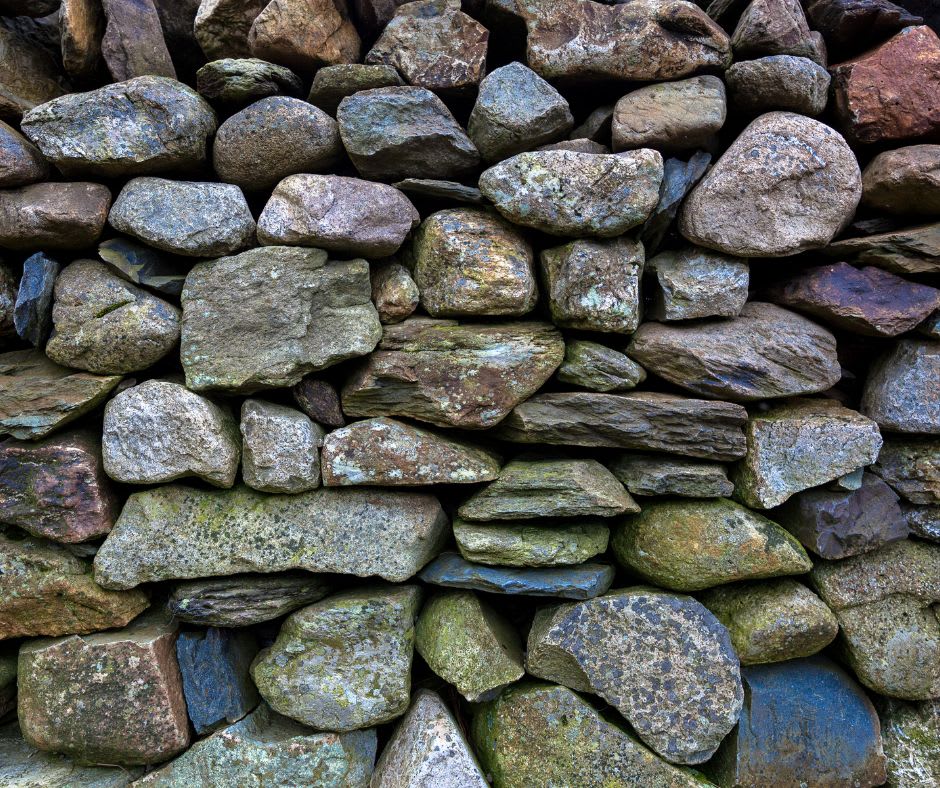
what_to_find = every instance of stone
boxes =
[806,0,922,56]
[556,340,646,392]
[538,138,608,154]
[21,76,216,178]
[341,319,563,429]
[569,103,613,143]
[100,0,176,81]
[251,585,420,730]
[98,237,186,297]
[0,533,148,640]
[167,573,331,627]
[767,262,940,338]
[0,120,47,187]
[18,612,190,765]
[0,24,66,120]
[731,0,826,63]
[453,519,609,568]
[640,151,712,255]
[13,251,58,346]
[196,58,302,104]
[193,0,264,60]
[879,698,940,787]
[93,484,447,588]
[824,223,940,275]
[0,263,12,338]
[0,182,110,251]
[307,62,403,114]
[176,628,259,735]
[831,26,940,144]
[871,439,940,504]
[365,0,487,94]
[181,247,381,393]
[257,174,417,256]
[467,62,572,162]
[862,340,940,434]
[412,208,536,318]
[612,76,726,152]
[608,454,733,498]
[240,400,322,494]
[645,246,749,322]
[709,657,887,787]
[292,376,345,428]
[862,144,940,215]
[497,391,748,460]
[732,398,883,509]
[920,310,940,338]
[152,0,203,81]
[681,112,861,256]
[132,704,377,787]
[371,261,418,324]
[415,590,523,702]
[480,149,663,237]
[392,177,484,204]
[0,651,12,716]
[337,86,479,180]
[321,417,499,486]
[0,350,122,440]
[419,552,614,600]
[102,380,240,488]
[904,504,940,540]
[726,54,830,115]
[213,97,340,191]
[517,0,731,82]
[526,588,743,764]
[0,0,58,16]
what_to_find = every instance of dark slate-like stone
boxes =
[640,151,711,255]
[292,375,345,428]
[13,251,58,346]
[98,237,186,297]
[806,0,923,58]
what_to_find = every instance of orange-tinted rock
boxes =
[0,182,110,251]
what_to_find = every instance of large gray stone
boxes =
[726,55,831,116]
[862,340,940,434]
[871,439,940,504]
[645,246,749,322]
[240,399,323,493]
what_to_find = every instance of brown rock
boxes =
[824,222,940,275]
[0,120,47,187]
[732,0,827,64]
[194,0,266,60]
[61,0,104,79]
[861,145,940,216]
[0,24,66,120]
[371,260,419,324]
[806,0,922,57]
[292,376,345,427]
[101,0,176,81]
[0,182,110,251]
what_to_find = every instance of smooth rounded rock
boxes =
[0,182,110,251]
[726,55,830,115]
[307,62,403,114]
[862,144,940,216]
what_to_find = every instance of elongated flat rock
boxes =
[453,519,609,567]
[609,454,733,498]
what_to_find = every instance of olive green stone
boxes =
[556,340,646,392]
[608,454,733,498]
[880,698,940,788]
[453,519,609,567]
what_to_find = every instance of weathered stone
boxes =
[609,454,733,498]
[732,0,826,63]
[646,246,748,322]
[726,54,830,115]
[392,177,484,204]
[0,24,66,120]
[103,380,240,488]
[526,588,743,764]
[371,260,418,324]
[556,340,646,392]
[193,0,265,60]
[0,120,47,187]
[732,398,883,509]
[0,182,110,251]
[0,349,122,440]
[904,504,940,541]
[569,102,613,142]
[258,174,417,256]
[872,439,940,504]
[825,222,940,275]
[862,144,940,216]
[341,318,563,429]
[480,149,663,237]
[806,0,922,56]
[151,0,203,82]
[337,86,479,180]
[640,151,712,255]
[13,251,58,346]
[538,138,608,154]
[100,0,176,81]
[830,466,866,491]
[181,247,381,393]
[709,657,887,787]
[879,698,940,788]
[98,237,185,297]
[307,62,403,114]
[21,76,216,178]
[292,376,345,428]
[251,585,420,730]
[0,263,12,338]
[213,97,340,191]
[453,519,608,568]
[240,400,322,494]
[196,58,302,104]
[94,484,447,588]
[862,340,940,434]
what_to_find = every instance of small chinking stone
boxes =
[240,399,323,494]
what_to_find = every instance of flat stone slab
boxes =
[609,454,733,498]
[453,519,609,568]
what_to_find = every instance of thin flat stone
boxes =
[823,222,940,275]
[608,454,733,498]
[453,519,609,567]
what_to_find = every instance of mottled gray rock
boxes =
[862,340,940,434]
[307,62,403,114]
[872,439,940,504]
[0,182,111,251]
[193,0,265,60]
[538,138,608,154]
[13,251,58,346]
[609,454,733,498]
[731,0,826,63]
[639,151,711,255]
[726,55,831,115]
[646,247,749,322]
[879,698,940,788]
[97,237,185,298]
[453,519,609,567]
[100,0,176,82]
[0,119,47,187]
[371,260,418,324]
[556,340,646,392]
[0,263,12,338]
[195,57,302,104]
[862,144,940,216]
[240,399,323,493]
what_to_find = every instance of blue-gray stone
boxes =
[13,251,59,345]
[98,237,186,298]
[640,151,711,255]
[176,628,260,735]
[418,552,615,600]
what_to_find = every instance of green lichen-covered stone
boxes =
[453,519,609,567]
[556,340,646,392]
[880,698,940,788]
[415,590,524,702]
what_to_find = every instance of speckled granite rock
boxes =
[862,144,940,216]
[879,698,940,788]
[862,340,940,434]
[609,454,733,498]
[240,399,322,493]
[453,519,609,567]
[645,247,749,322]
[871,439,940,504]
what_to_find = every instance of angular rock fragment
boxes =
[100,0,176,81]
[639,151,711,254]
[194,0,265,60]
[904,504,940,541]
[98,237,185,297]
[55,0,105,82]
[608,454,733,498]
[0,182,110,250]
[0,24,66,119]
[879,698,940,788]
[556,341,646,392]
[292,376,345,427]
[371,260,418,324]
[0,119,47,187]
[731,0,826,63]
[871,439,940,504]
[195,58,302,104]
[453,519,609,567]
[726,54,830,115]
[307,62,403,114]
[645,246,748,322]
[862,340,940,434]
[824,222,940,275]
[394,177,484,204]
[13,251,58,346]
[240,399,322,493]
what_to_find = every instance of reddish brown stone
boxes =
[0,182,111,251]
[0,120,47,188]
[292,375,345,427]
[831,25,940,144]
[101,0,176,81]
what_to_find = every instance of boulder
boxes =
[862,144,940,216]
[0,182,110,250]
[823,222,940,275]
[453,519,609,567]
[556,340,646,392]
[871,439,939,504]
[13,250,58,345]
[645,246,749,322]
[609,454,733,498]
[193,0,265,60]
[725,54,830,115]
[862,340,940,434]
[240,399,323,493]
[0,119,47,187]
[731,0,826,63]
[371,261,419,324]
[195,58,302,104]
[307,62,403,114]
[100,0,176,81]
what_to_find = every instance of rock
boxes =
[240,400,321,494]
[176,628,259,735]
[0,429,117,543]
[393,177,484,204]
[307,62,403,114]
[415,590,523,702]
[321,417,499,486]
[18,612,190,765]
[863,340,940,434]
[880,698,940,788]
[806,0,922,56]
[556,340,645,392]
[365,0,487,94]
[213,97,340,191]
[371,261,418,324]
[831,25,940,144]
[98,237,185,297]
[0,0,58,16]
[612,76,726,152]
[480,150,663,237]
[732,398,883,509]
[0,120,47,187]
[181,247,381,393]
[93,484,447,588]
[0,651,12,716]
[13,251,58,346]
[412,208,536,318]
[497,391,748,460]
[830,467,866,491]
[708,657,887,787]
[681,112,861,256]
[517,0,730,82]
[904,504,940,541]
[871,439,940,504]
[569,103,613,143]
[538,138,608,154]
[194,0,265,60]
[341,318,563,429]
[767,262,940,337]
[337,86,479,180]
[419,552,614,599]
[0,263,13,338]
[196,58,302,104]
[453,519,608,567]
[292,376,345,427]
[862,144,940,215]
[639,151,711,255]
[774,472,909,558]
[824,223,940,275]
[21,76,216,178]
[102,380,240,488]
[257,174,418,256]
[608,454,733,498]
[0,24,66,120]
[100,0,176,81]
[251,585,420,730]
[526,588,743,764]
[0,533,148,640]
[731,0,826,63]
[154,0,202,81]
[645,246,749,322]
[0,349,122,440]
[725,54,830,115]
[467,62,572,162]
[0,182,110,250]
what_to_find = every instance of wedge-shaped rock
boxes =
[240,399,322,494]
[321,417,499,486]
[453,519,609,567]
[181,246,381,393]
[94,484,447,589]
[862,340,940,434]
[871,439,940,504]
[646,246,748,322]
[13,250,57,346]
[824,222,940,275]
[194,0,266,60]
[731,0,826,63]
[0,24,65,120]
[609,454,733,498]
[341,318,563,429]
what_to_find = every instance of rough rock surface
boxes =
[871,439,940,504]
[292,376,345,428]
[371,261,419,324]
[725,54,830,115]
[0,23,66,119]
[307,62,402,113]
[824,223,940,275]
[862,144,940,215]
[0,119,47,186]
[100,0,176,82]
[731,0,826,63]
[97,237,185,297]
[0,182,111,251]
[556,340,646,392]
[645,246,749,322]
[194,0,265,60]
[879,698,940,788]
[453,519,609,567]
[862,340,940,434]
[13,251,58,346]
[610,454,733,498]
[195,57,302,104]
[240,399,322,493]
